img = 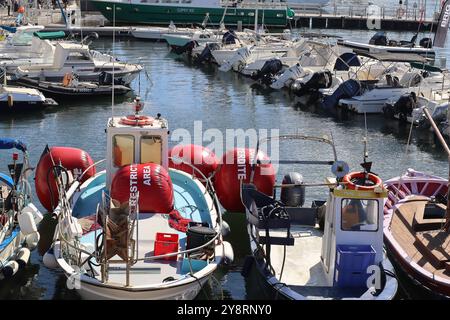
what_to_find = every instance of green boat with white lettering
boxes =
[90,0,295,27]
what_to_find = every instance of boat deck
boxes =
[74,169,214,288]
[390,195,450,277]
[266,225,365,299]
[80,214,195,287]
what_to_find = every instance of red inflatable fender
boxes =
[111,163,174,213]
[214,148,275,212]
[169,144,219,181]
[35,147,96,212]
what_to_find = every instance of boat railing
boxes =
[0,148,32,244]
[56,157,224,285]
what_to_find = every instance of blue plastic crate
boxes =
[334,244,376,288]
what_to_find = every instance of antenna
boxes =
[361,112,372,174]
[111,4,116,119]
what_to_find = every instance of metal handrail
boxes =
[56,156,224,277]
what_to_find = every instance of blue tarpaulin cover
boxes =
[0,138,26,152]
[0,26,16,33]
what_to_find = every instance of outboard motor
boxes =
[172,40,198,55]
[419,37,433,48]
[195,42,220,64]
[222,30,237,45]
[392,92,417,122]
[291,70,333,96]
[98,71,124,85]
[250,58,283,86]
[81,32,99,46]
[270,63,304,90]
[418,104,449,129]
[369,31,388,46]
[280,172,305,207]
[322,79,361,110]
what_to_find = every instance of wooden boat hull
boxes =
[385,238,450,299]
[383,170,450,299]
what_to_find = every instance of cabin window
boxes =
[341,199,378,232]
[141,136,162,165]
[67,51,91,61]
[113,135,135,167]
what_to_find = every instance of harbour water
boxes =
[0,28,449,299]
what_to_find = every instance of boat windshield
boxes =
[113,134,135,167]
[341,198,378,231]
[140,135,162,165]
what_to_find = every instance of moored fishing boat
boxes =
[383,108,450,299]
[384,169,450,298]
[240,135,398,300]
[90,0,295,27]
[15,76,132,98]
[38,101,233,300]
[0,138,42,280]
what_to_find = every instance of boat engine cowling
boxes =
[172,40,198,55]
[280,172,305,207]
[322,79,361,110]
[419,37,433,48]
[291,70,333,96]
[395,92,417,121]
[169,144,219,181]
[35,147,96,212]
[111,163,174,213]
[251,59,283,85]
[195,43,220,64]
[214,148,275,212]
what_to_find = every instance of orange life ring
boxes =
[398,7,405,17]
[342,172,382,191]
[119,115,153,126]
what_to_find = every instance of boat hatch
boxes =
[106,107,169,189]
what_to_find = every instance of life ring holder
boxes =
[119,115,154,126]
[342,172,382,191]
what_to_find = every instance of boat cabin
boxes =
[321,184,387,287]
[105,111,169,189]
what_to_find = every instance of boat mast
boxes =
[112,4,116,117]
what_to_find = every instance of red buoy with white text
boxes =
[214,148,275,212]
[111,163,174,213]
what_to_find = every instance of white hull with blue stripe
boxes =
[47,106,231,300]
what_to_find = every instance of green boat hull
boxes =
[90,1,292,27]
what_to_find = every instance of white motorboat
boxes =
[13,42,142,85]
[39,102,233,300]
[337,31,435,60]
[0,84,57,113]
[337,69,450,114]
